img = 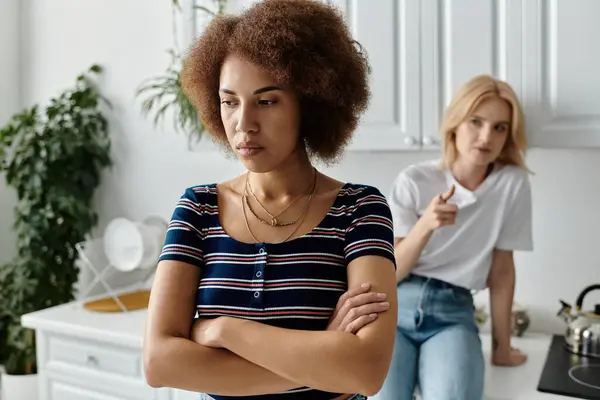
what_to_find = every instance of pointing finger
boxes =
[439,184,456,203]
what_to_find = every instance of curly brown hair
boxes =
[181,0,371,163]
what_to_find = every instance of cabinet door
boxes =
[47,379,136,400]
[335,0,421,150]
[420,0,523,149]
[188,0,422,151]
[172,388,204,400]
[522,0,600,147]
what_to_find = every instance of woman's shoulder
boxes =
[337,182,386,202]
[175,184,218,208]
[181,183,217,196]
[493,163,530,193]
[397,159,444,182]
[316,174,384,205]
[389,159,445,196]
[335,183,392,219]
[164,184,219,234]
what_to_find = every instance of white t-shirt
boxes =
[388,159,533,290]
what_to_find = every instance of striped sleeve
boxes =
[158,187,204,268]
[344,187,396,268]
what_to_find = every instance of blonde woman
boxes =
[378,75,533,400]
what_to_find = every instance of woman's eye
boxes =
[470,118,481,126]
[495,124,508,132]
[220,100,236,107]
[259,100,277,106]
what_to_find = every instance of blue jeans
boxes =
[375,274,484,400]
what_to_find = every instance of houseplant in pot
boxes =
[0,64,112,399]
[136,0,227,148]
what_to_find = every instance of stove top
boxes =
[537,335,600,399]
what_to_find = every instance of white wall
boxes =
[0,0,20,266]
[16,0,600,334]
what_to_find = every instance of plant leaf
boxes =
[0,64,112,374]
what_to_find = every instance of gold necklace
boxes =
[246,168,316,227]
[242,173,317,244]
[244,195,298,227]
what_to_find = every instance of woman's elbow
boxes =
[348,346,393,396]
[143,351,165,388]
[356,381,383,397]
[356,337,395,395]
[143,338,171,388]
[357,362,391,396]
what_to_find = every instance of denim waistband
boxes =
[401,273,473,296]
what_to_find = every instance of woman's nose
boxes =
[235,105,258,134]
[478,125,493,143]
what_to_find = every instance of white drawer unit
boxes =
[46,378,138,400]
[40,368,169,400]
[36,330,172,400]
[21,302,198,400]
[46,335,142,379]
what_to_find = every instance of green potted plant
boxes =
[0,64,112,399]
[135,0,227,148]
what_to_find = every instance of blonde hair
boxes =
[440,74,529,171]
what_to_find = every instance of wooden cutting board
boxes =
[83,289,151,312]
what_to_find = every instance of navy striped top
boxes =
[158,182,396,400]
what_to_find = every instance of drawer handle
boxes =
[86,355,99,367]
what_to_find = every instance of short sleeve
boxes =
[388,172,419,238]
[495,177,533,251]
[158,187,205,267]
[344,186,396,267]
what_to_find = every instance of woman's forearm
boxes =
[218,318,391,396]
[394,219,433,282]
[144,336,300,395]
[488,257,516,352]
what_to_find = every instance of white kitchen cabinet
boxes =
[336,0,525,151]
[185,0,600,150]
[349,0,600,150]
[334,0,422,150]
[419,0,524,150]
[522,0,600,147]
[171,389,203,400]
[20,302,200,400]
[187,0,422,151]
[352,0,600,150]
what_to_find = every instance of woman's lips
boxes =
[237,147,264,157]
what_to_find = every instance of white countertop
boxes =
[22,300,147,348]
[22,302,574,399]
[480,333,573,400]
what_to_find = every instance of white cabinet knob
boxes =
[422,136,438,146]
[86,355,99,367]
[404,136,418,146]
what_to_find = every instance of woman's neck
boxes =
[247,154,316,200]
[450,159,493,191]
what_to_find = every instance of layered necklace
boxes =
[242,168,317,243]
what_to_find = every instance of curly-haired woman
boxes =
[142,1,398,399]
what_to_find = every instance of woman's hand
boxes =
[326,283,390,333]
[191,317,227,348]
[492,347,528,367]
[418,184,457,232]
[190,283,390,348]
